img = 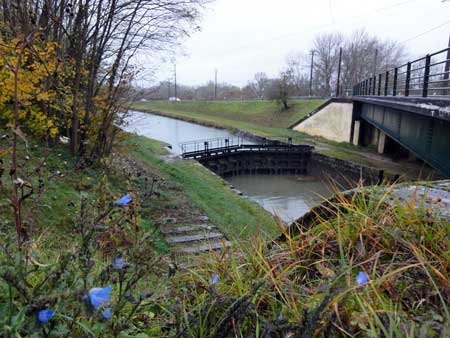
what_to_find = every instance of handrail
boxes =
[353,47,450,98]
[179,136,299,154]
[180,137,313,159]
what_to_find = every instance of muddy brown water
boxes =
[125,110,332,223]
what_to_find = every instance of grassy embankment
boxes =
[132,100,436,178]
[132,99,323,140]
[1,132,448,337]
[126,135,279,240]
[0,133,278,247]
[172,182,450,337]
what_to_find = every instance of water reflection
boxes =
[227,175,332,224]
[123,111,248,154]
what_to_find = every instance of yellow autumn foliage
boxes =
[0,35,70,138]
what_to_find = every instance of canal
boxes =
[124,110,332,224]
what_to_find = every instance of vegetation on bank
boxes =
[172,183,450,337]
[1,130,449,336]
[132,99,325,139]
[0,131,276,336]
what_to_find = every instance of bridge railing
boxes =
[180,137,302,156]
[180,137,249,154]
[353,47,450,98]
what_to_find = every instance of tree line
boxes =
[134,30,407,103]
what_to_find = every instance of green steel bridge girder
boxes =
[353,97,450,178]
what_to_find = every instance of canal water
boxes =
[227,175,332,224]
[124,110,331,223]
[124,111,243,154]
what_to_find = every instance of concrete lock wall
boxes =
[293,102,354,143]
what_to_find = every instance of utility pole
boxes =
[373,48,378,77]
[336,47,342,97]
[167,80,171,100]
[214,68,218,100]
[174,63,177,100]
[309,50,315,97]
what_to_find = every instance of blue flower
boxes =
[356,271,369,285]
[277,314,284,321]
[113,257,126,270]
[38,309,54,324]
[115,194,132,206]
[209,274,220,285]
[102,307,112,320]
[89,286,112,309]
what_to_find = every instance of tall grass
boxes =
[168,182,450,337]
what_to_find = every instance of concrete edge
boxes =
[288,98,353,129]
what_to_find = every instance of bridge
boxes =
[180,137,314,177]
[351,47,450,177]
[291,47,450,178]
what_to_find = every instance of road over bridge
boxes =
[352,47,450,178]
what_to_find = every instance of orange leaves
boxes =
[0,36,68,138]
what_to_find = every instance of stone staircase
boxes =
[160,217,232,254]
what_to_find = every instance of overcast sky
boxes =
[146,0,450,87]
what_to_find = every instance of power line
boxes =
[329,0,335,24]
[400,20,450,45]
[204,0,425,59]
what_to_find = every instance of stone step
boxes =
[165,232,224,244]
[174,241,232,254]
[161,224,217,235]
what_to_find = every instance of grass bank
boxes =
[132,100,439,179]
[132,99,324,139]
[1,132,448,337]
[0,132,278,245]
[131,99,373,164]
[172,182,450,337]
[125,135,279,240]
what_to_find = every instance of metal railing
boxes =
[180,137,310,158]
[180,136,303,154]
[180,137,249,154]
[353,47,450,98]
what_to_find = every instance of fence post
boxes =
[393,68,398,96]
[371,76,376,95]
[422,54,431,97]
[365,79,369,95]
[384,71,389,96]
[378,74,382,96]
[405,62,411,97]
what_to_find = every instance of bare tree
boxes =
[285,52,310,96]
[285,30,407,97]
[340,29,407,94]
[312,32,343,96]
[254,72,269,99]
